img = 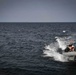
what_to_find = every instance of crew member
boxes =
[65,44,75,52]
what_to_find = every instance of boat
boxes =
[63,51,76,61]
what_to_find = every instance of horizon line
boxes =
[0,22,76,23]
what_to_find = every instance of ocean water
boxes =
[0,23,76,75]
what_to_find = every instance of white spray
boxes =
[43,37,71,62]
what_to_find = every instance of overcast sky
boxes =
[0,0,76,22]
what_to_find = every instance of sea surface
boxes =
[0,23,76,75]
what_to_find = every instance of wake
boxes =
[43,36,75,62]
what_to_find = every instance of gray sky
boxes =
[0,0,76,22]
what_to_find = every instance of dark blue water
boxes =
[0,23,76,75]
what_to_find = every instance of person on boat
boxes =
[64,44,75,52]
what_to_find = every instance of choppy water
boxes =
[0,23,76,75]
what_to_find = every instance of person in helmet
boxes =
[64,44,75,52]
